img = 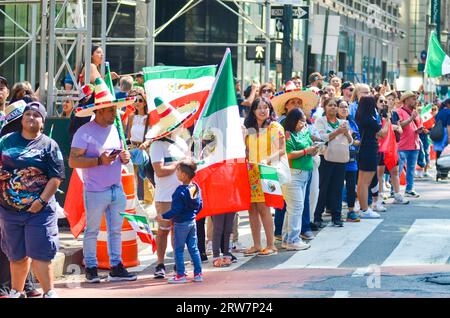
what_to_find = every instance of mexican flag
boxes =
[425,31,450,78]
[121,213,157,253]
[193,49,251,219]
[258,164,284,209]
[143,65,216,127]
[63,168,85,238]
[420,103,435,129]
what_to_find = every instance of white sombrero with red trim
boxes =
[271,81,319,118]
[145,97,198,141]
[75,77,135,117]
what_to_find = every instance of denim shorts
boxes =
[0,203,59,262]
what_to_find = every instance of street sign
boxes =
[275,18,284,32]
[271,6,309,19]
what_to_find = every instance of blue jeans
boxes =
[398,150,419,192]
[274,203,286,236]
[83,185,126,268]
[174,221,202,276]
[418,134,430,168]
[282,170,312,244]
[301,173,313,233]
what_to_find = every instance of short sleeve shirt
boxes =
[150,136,188,202]
[396,107,421,151]
[71,121,122,192]
[286,129,313,171]
[0,132,65,211]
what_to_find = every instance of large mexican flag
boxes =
[193,49,251,219]
[425,31,450,78]
[143,65,216,127]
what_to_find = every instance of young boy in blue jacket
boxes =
[156,159,203,284]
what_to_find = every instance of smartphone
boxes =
[109,149,122,157]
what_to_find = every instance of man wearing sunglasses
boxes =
[341,81,354,103]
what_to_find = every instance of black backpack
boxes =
[430,119,444,142]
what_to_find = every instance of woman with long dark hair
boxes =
[244,97,285,256]
[434,98,450,180]
[77,45,119,85]
[355,96,383,218]
[314,98,353,227]
[281,108,318,250]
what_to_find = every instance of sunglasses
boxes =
[136,98,144,103]
[379,100,387,104]
[261,89,272,94]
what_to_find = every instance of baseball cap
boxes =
[136,71,144,78]
[341,81,353,90]
[0,76,8,89]
[24,101,47,122]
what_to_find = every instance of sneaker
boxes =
[230,253,238,263]
[85,267,101,283]
[310,222,319,231]
[231,241,245,252]
[168,274,187,284]
[354,201,361,212]
[0,289,9,298]
[108,262,137,282]
[346,211,361,222]
[332,220,344,227]
[221,256,232,267]
[154,263,166,279]
[405,190,420,198]
[415,170,424,178]
[313,220,327,229]
[423,171,432,178]
[193,273,203,283]
[26,289,42,298]
[373,202,387,212]
[43,290,58,298]
[360,208,380,219]
[206,241,213,255]
[300,231,315,240]
[393,193,409,204]
[8,289,26,298]
[200,253,209,263]
[284,241,310,251]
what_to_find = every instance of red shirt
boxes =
[396,106,422,151]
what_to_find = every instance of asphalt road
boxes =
[54,172,450,298]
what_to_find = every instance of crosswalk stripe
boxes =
[274,220,383,269]
[382,219,450,267]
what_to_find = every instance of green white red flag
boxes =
[425,31,450,78]
[121,213,157,253]
[143,65,216,127]
[420,104,435,129]
[193,49,251,219]
[258,164,284,209]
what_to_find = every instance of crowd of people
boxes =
[0,44,450,296]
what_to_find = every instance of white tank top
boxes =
[130,114,147,142]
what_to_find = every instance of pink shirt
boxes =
[396,107,422,151]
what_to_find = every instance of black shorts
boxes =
[377,152,385,167]
[358,151,378,172]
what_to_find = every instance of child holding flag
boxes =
[155,159,203,284]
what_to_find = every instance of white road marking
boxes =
[382,219,450,267]
[332,291,350,298]
[274,220,383,269]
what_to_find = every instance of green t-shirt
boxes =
[285,129,313,171]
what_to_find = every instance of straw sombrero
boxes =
[271,81,319,118]
[75,77,135,117]
[3,100,27,125]
[145,97,198,141]
[399,91,417,103]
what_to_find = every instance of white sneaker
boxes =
[284,241,310,251]
[354,201,361,212]
[373,202,387,212]
[423,171,432,178]
[393,193,409,204]
[8,289,26,298]
[206,241,213,256]
[415,170,424,178]
[360,208,380,219]
[43,290,59,298]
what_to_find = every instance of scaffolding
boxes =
[0,0,273,116]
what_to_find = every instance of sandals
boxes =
[257,248,278,256]
[243,247,260,257]
[213,257,232,267]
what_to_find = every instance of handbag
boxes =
[430,119,444,142]
[324,133,350,163]
[274,155,291,185]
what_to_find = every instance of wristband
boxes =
[38,197,48,207]
[303,149,307,156]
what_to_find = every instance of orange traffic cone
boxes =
[400,168,406,186]
[97,171,140,269]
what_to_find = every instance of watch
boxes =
[37,197,48,207]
